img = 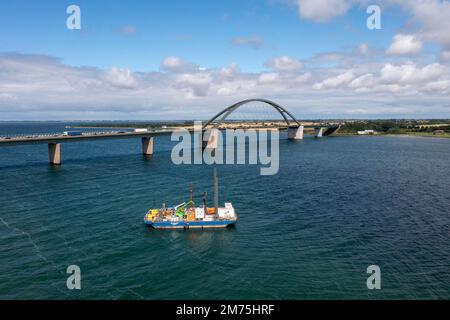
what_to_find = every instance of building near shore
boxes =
[357,130,376,135]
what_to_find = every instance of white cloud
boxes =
[294,72,311,83]
[440,50,450,61]
[404,0,450,48]
[217,87,232,95]
[349,73,375,89]
[231,36,263,49]
[175,73,212,97]
[287,0,450,51]
[312,71,354,90]
[161,56,198,73]
[1,52,450,120]
[265,56,303,72]
[220,63,239,78]
[0,93,17,101]
[423,80,450,94]
[358,43,369,55]
[386,34,422,55]
[105,67,136,89]
[258,72,279,84]
[161,56,183,70]
[118,25,137,36]
[296,0,355,22]
[380,63,446,84]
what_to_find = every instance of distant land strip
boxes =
[70,119,450,138]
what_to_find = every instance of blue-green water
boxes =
[0,122,449,299]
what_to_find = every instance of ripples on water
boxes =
[0,123,449,299]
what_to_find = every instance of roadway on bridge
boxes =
[0,130,174,146]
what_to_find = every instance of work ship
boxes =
[144,169,237,229]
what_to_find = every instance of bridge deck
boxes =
[0,130,173,146]
[0,124,339,147]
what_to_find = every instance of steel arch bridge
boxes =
[202,98,302,129]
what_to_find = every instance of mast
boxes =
[189,183,194,204]
[203,191,207,213]
[214,168,218,215]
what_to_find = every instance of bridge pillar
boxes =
[142,137,154,155]
[315,127,324,138]
[288,126,304,140]
[48,143,61,165]
[202,128,220,149]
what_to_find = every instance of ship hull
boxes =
[145,220,236,229]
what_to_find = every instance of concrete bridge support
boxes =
[315,127,324,138]
[202,128,220,149]
[142,137,154,156]
[48,143,61,165]
[288,126,304,140]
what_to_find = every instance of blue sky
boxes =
[0,0,408,71]
[1,0,450,120]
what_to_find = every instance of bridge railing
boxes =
[0,130,135,140]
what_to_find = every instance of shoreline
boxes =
[69,126,450,139]
[335,133,450,139]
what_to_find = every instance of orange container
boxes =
[207,208,215,214]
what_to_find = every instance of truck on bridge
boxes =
[63,131,83,136]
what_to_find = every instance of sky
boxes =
[1,0,450,120]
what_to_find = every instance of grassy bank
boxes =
[338,119,450,138]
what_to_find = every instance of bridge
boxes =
[203,98,302,128]
[0,99,340,165]
[201,98,339,147]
